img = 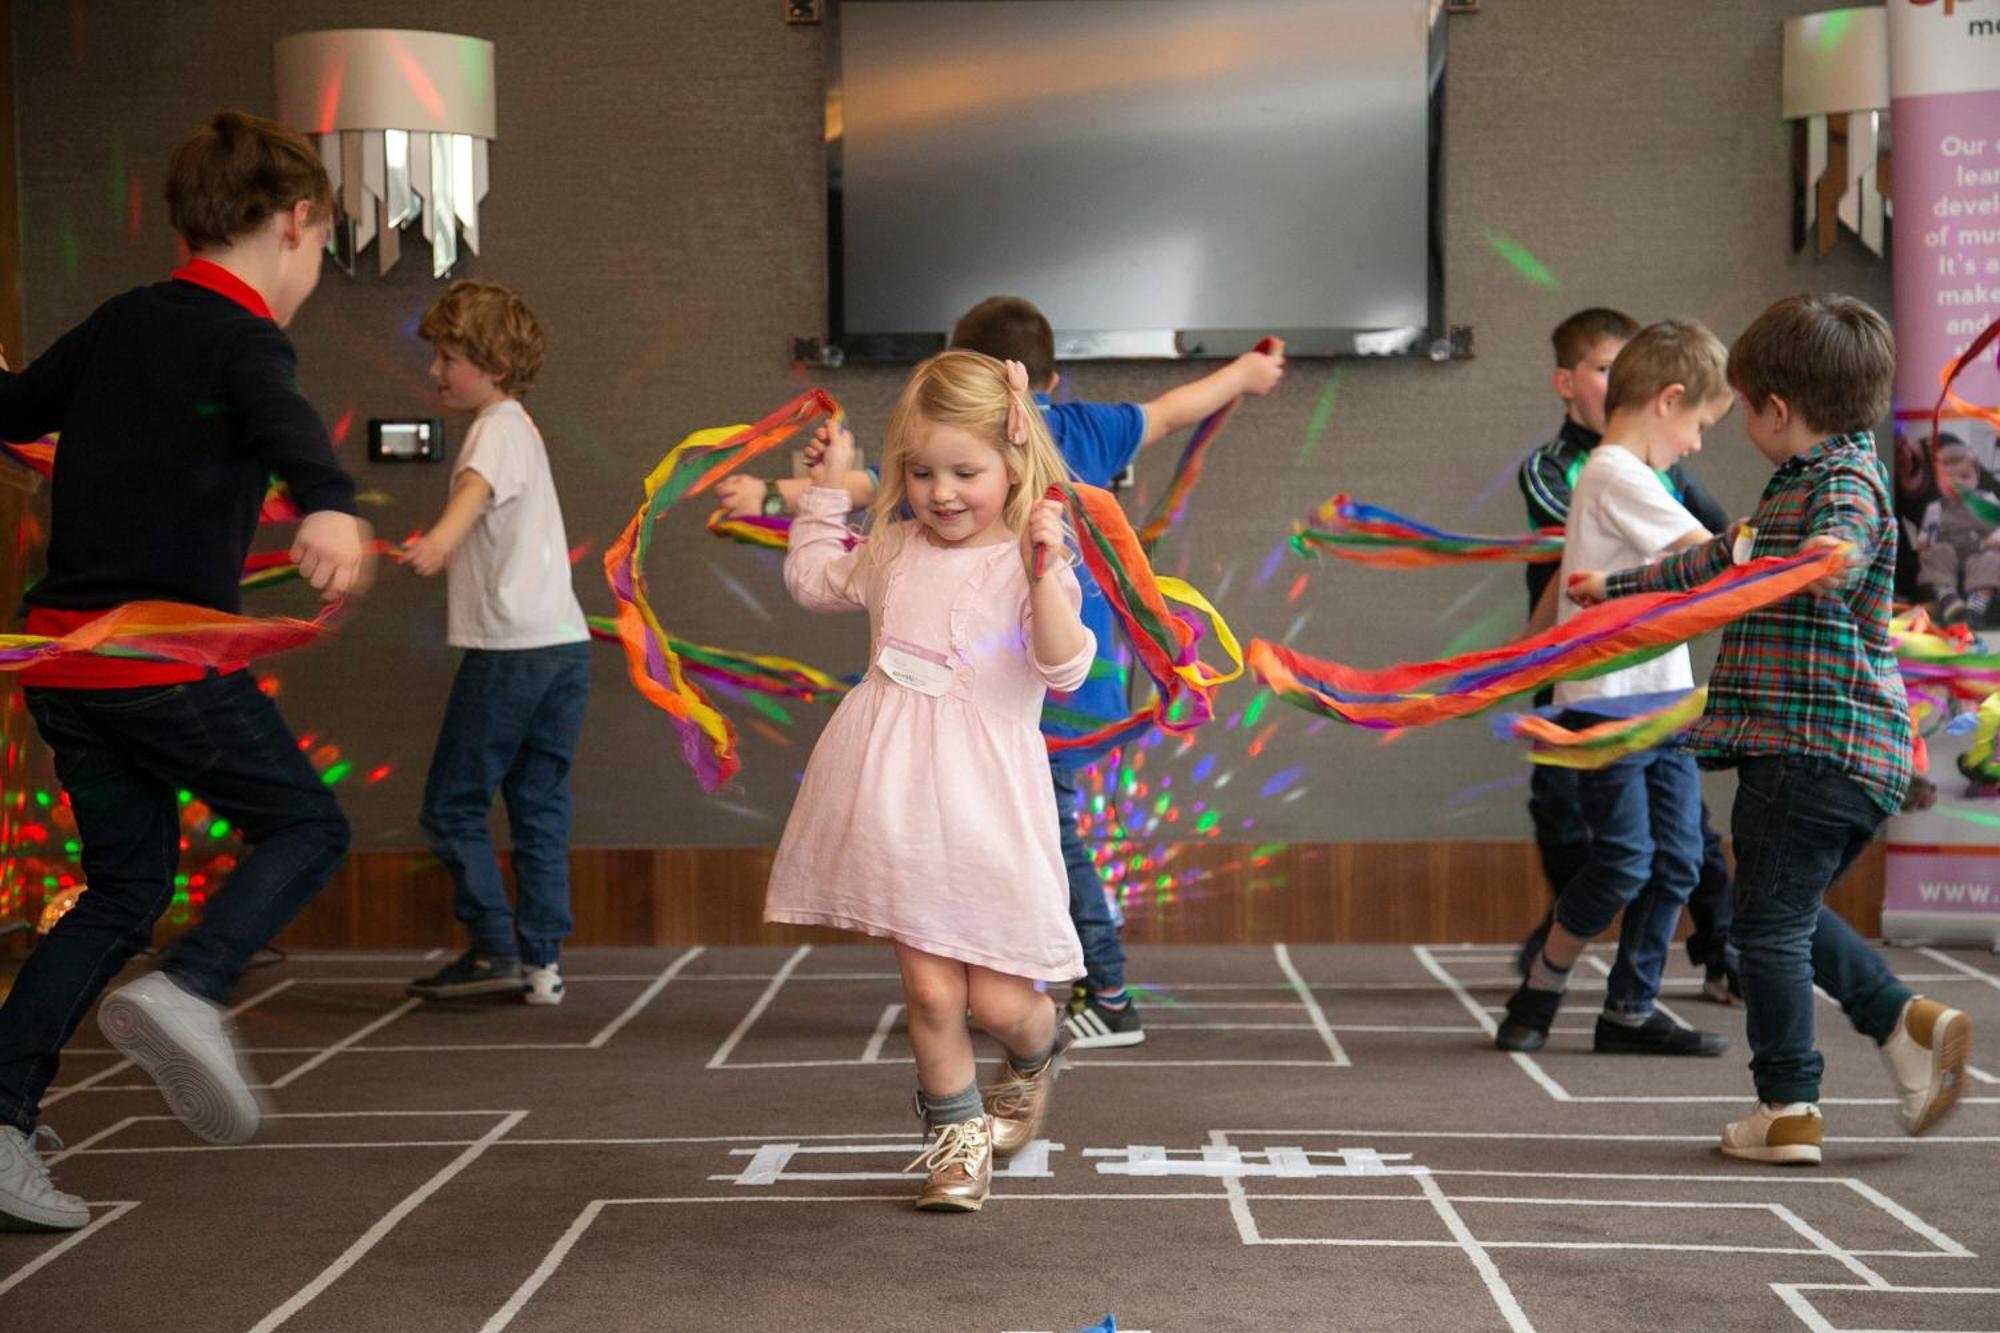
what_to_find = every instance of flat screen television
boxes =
[824,0,1447,363]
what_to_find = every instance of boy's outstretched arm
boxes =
[715,470,877,517]
[0,317,99,441]
[404,471,493,577]
[1800,466,1884,592]
[1137,348,1285,449]
[1587,530,1736,604]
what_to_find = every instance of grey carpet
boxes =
[4,943,1996,1332]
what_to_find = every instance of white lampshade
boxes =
[274,29,497,278]
[1781,8,1887,119]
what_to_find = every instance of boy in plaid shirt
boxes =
[1569,294,1972,1164]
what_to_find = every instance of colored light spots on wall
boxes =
[1298,368,1343,466]
[1483,230,1561,292]
[58,208,80,282]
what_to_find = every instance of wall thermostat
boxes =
[367,418,444,463]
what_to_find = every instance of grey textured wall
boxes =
[11,0,1891,848]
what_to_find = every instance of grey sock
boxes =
[1527,951,1572,994]
[1009,1039,1057,1077]
[917,1082,983,1129]
[1600,1007,1652,1027]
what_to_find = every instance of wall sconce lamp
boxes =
[274,29,497,278]
[1782,8,1890,258]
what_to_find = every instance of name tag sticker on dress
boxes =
[878,636,955,696]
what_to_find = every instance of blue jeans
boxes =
[1530,765,1735,970]
[1051,765,1125,994]
[1685,808,1737,970]
[420,644,589,967]
[0,673,350,1132]
[1551,743,1703,1018]
[1729,756,1911,1105]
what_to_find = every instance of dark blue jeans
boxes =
[1051,765,1125,994]
[0,672,350,1132]
[1552,743,1703,1018]
[420,644,589,967]
[1531,765,1735,969]
[1729,756,1911,1105]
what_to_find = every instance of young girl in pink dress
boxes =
[765,350,1094,1212]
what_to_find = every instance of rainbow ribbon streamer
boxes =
[603,390,842,791]
[1250,545,1845,730]
[704,508,859,552]
[1492,688,1709,769]
[584,614,848,705]
[1928,314,2000,525]
[236,540,406,591]
[1,437,55,477]
[1136,336,1282,554]
[1046,481,1242,765]
[0,600,337,671]
[1292,494,1564,569]
[1892,609,2000,704]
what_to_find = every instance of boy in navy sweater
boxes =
[0,111,371,1230]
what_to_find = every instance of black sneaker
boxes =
[1496,985,1562,1053]
[1700,961,1743,1006]
[1593,1011,1728,1056]
[1514,914,1552,979]
[1063,994,1144,1049]
[406,950,524,1000]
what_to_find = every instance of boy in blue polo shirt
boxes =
[726,296,1283,1047]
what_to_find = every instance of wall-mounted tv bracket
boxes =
[1433,325,1476,362]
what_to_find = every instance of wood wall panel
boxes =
[273,839,1887,951]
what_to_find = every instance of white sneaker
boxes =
[97,972,264,1145]
[1880,996,1972,1135]
[0,1125,89,1231]
[524,964,564,1007]
[1719,1102,1823,1165]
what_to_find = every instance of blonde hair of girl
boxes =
[857,349,1076,575]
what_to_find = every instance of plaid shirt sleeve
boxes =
[1803,458,1885,590]
[1602,532,1731,598]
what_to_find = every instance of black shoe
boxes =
[1700,961,1743,1006]
[1063,994,1144,1049]
[1496,985,1562,1052]
[1593,1011,1728,1056]
[1514,913,1552,979]
[406,950,523,999]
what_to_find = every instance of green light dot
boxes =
[208,819,231,839]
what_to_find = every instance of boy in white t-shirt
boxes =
[402,281,590,1007]
[1498,320,1735,1057]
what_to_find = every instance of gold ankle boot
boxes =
[984,1058,1058,1160]
[906,1115,993,1212]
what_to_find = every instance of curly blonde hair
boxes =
[418,279,546,396]
[858,350,1075,574]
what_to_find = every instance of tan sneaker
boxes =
[984,1058,1059,1160]
[1881,996,1972,1135]
[1719,1102,1823,1165]
[906,1116,993,1212]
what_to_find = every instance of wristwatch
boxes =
[762,488,786,516]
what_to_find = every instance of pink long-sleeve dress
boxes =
[763,486,1094,982]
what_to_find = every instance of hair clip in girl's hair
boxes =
[1003,359,1031,446]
